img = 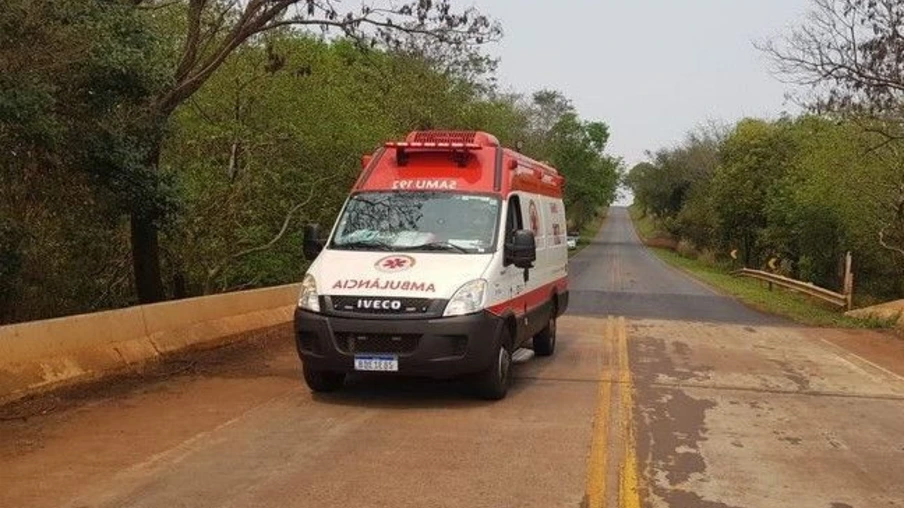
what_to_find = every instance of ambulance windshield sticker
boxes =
[528,200,540,234]
[460,196,496,203]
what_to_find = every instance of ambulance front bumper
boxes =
[294,308,505,378]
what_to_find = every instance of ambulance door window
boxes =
[505,195,523,243]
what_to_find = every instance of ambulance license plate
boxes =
[354,355,399,372]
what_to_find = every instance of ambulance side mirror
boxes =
[506,229,536,269]
[303,224,324,260]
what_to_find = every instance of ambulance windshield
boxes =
[330,192,500,254]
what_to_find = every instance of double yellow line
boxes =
[584,316,641,508]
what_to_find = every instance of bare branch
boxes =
[203,174,336,291]
[151,0,500,117]
[175,0,207,83]
[759,0,904,122]
[879,225,904,258]
[135,1,179,10]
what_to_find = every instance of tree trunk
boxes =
[743,234,752,267]
[172,271,188,300]
[130,135,166,304]
[130,213,165,303]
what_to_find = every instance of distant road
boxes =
[3,207,903,508]
[568,207,782,324]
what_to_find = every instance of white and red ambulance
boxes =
[295,131,568,399]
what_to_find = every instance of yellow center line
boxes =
[584,316,642,507]
[584,316,615,508]
[618,316,641,508]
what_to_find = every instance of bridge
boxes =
[3,208,904,507]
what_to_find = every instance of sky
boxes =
[479,0,813,172]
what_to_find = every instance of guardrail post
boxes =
[843,251,854,311]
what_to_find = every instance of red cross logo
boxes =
[375,255,416,273]
[383,258,407,270]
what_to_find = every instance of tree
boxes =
[635,110,904,300]
[709,119,796,266]
[530,90,574,133]
[624,162,657,215]
[1,0,166,322]
[162,35,473,294]
[759,0,904,261]
[760,0,904,124]
[1,3,625,322]
[546,113,620,229]
[126,0,501,303]
[624,125,724,227]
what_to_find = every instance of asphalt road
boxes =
[3,207,904,508]
[568,208,782,324]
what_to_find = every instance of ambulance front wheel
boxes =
[473,329,513,401]
[303,366,346,393]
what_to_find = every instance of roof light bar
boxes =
[385,141,483,150]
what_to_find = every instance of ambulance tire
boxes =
[303,366,346,393]
[533,308,557,357]
[473,328,512,401]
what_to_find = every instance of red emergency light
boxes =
[384,141,483,150]
[385,141,483,167]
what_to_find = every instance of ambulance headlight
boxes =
[443,279,487,317]
[298,274,320,312]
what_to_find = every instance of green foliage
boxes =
[627,114,904,305]
[626,124,723,230]
[546,114,618,229]
[709,118,796,266]
[1,0,167,322]
[1,13,619,322]
[161,37,620,293]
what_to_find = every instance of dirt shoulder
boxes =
[813,327,904,380]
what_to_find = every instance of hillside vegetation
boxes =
[1,1,620,324]
[626,117,902,307]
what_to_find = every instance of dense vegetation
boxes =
[627,115,903,303]
[627,0,904,305]
[0,0,620,324]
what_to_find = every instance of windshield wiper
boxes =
[334,240,393,251]
[400,241,470,254]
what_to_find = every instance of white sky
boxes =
[480,0,812,172]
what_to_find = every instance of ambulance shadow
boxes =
[311,365,543,409]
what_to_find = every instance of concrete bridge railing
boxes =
[0,284,301,405]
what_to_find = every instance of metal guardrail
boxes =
[733,268,852,310]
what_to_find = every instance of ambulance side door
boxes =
[498,194,527,321]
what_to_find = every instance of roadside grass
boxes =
[629,206,658,240]
[629,206,893,329]
[628,206,677,249]
[651,248,892,329]
[569,209,607,258]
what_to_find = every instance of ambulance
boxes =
[295,131,568,400]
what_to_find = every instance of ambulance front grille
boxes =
[329,296,433,315]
